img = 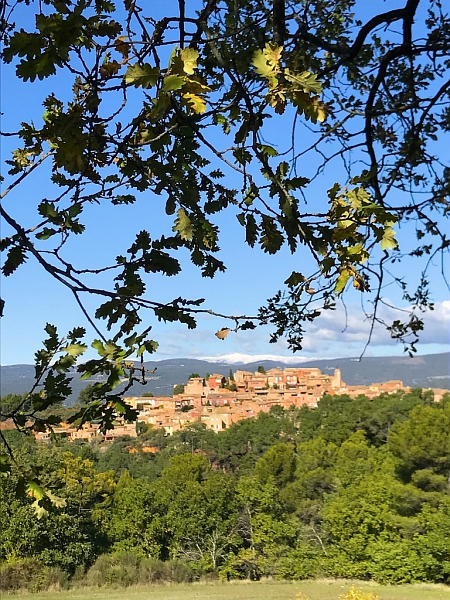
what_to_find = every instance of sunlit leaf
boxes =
[215,327,230,340]
[125,63,159,88]
[179,48,199,74]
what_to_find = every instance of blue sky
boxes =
[1,1,449,366]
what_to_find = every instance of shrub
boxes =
[137,557,167,584]
[0,559,68,593]
[159,559,194,583]
[139,558,193,584]
[275,545,322,580]
[85,552,140,587]
[85,552,194,587]
[32,566,69,592]
[367,539,433,584]
[0,559,42,592]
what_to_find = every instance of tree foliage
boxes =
[1,0,449,490]
[1,390,450,586]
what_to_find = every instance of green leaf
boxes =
[286,176,309,189]
[260,217,284,254]
[165,197,176,215]
[236,212,246,226]
[111,398,138,419]
[111,194,136,205]
[38,201,59,219]
[125,63,159,88]
[259,144,278,157]
[2,246,27,276]
[144,339,159,353]
[284,272,306,287]
[284,69,322,95]
[26,480,46,501]
[92,339,106,357]
[107,365,123,389]
[245,214,258,247]
[64,342,87,357]
[163,74,185,92]
[36,227,58,240]
[276,161,289,179]
[233,147,252,165]
[68,202,83,217]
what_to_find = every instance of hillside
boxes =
[1,352,448,402]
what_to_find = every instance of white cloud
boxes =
[291,299,450,355]
[148,300,449,362]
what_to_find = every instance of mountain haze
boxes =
[1,353,448,402]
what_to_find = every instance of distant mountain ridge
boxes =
[1,352,448,403]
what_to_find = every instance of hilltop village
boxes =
[33,365,448,443]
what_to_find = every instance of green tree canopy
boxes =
[76,385,96,407]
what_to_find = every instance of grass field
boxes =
[11,580,450,600]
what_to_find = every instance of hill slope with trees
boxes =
[1,352,448,400]
[2,387,450,591]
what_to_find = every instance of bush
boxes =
[32,566,69,592]
[85,552,140,587]
[0,559,68,592]
[139,558,193,584]
[85,552,194,587]
[0,559,42,592]
[367,539,439,584]
[274,545,322,580]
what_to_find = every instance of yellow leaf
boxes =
[215,328,230,340]
[380,226,398,250]
[315,101,328,122]
[252,43,282,79]
[179,48,199,75]
[334,268,350,295]
[46,491,67,508]
[182,76,211,94]
[182,92,207,114]
[252,49,273,78]
[353,273,366,291]
[263,43,283,70]
[32,500,48,519]
[266,90,286,114]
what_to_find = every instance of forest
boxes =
[1,387,450,592]
[2,0,450,460]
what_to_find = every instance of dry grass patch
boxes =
[10,579,450,600]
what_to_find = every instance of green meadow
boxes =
[12,580,450,600]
